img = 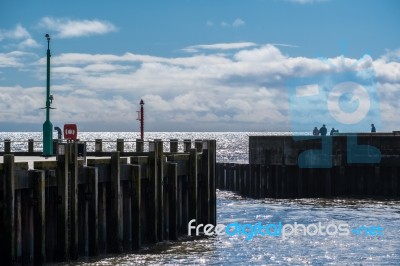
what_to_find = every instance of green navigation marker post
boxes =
[43,33,53,156]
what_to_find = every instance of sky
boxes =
[0,0,399,132]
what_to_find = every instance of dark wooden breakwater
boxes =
[216,134,400,199]
[0,139,216,265]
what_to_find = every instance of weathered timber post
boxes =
[52,139,58,156]
[297,167,304,198]
[2,155,15,264]
[228,164,234,191]
[56,143,69,261]
[148,141,158,243]
[200,141,210,225]
[131,164,141,249]
[21,176,34,264]
[238,164,245,195]
[155,140,164,241]
[108,152,122,253]
[188,148,198,224]
[32,170,46,264]
[87,166,99,256]
[69,142,79,259]
[4,139,11,154]
[167,162,178,240]
[117,139,124,153]
[135,139,144,152]
[122,165,132,251]
[184,139,191,152]
[95,139,102,153]
[208,140,217,225]
[15,182,22,263]
[28,139,34,153]
[195,139,202,153]
[260,165,267,198]
[170,139,178,153]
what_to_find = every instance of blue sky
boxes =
[0,0,399,132]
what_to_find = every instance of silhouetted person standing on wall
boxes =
[313,127,319,136]
[371,124,376,133]
[320,124,327,136]
[330,128,336,136]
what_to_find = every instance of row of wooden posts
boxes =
[0,139,216,265]
[1,138,201,155]
[216,163,400,198]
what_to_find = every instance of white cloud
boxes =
[38,17,117,38]
[0,51,37,68]
[234,44,285,62]
[232,18,245,27]
[206,20,214,27]
[0,24,40,49]
[2,42,400,131]
[218,18,246,28]
[380,48,400,63]
[183,42,256,53]
[17,38,40,49]
[220,21,229,27]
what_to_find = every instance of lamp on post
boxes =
[42,33,53,156]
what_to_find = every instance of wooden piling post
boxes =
[2,155,15,264]
[155,140,164,241]
[28,139,34,153]
[98,176,107,253]
[136,139,144,152]
[108,152,122,253]
[227,164,233,191]
[255,164,261,198]
[234,164,240,191]
[21,187,34,265]
[216,163,223,189]
[4,139,11,154]
[95,139,102,153]
[69,143,79,259]
[208,140,216,225]
[195,139,203,153]
[324,168,332,197]
[200,141,210,225]
[242,164,248,196]
[16,189,22,263]
[167,162,178,240]
[373,166,381,196]
[56,143,69,261]
[53,139,58,155]
[87,166,99,256]
[147,141,158,243]
[32,170,46,265]
[188,148,198,224]
[390,167,398,198]
[184,139,191,152]
[117,139,124,153]
[260,165,267,198]
[297,167,304,198]
[170,139,178,153]
[131,165,141,249]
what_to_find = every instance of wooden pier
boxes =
[216,134,400,199]
[0,139,216,265]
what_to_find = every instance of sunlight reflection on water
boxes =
[69,190,400,265]
[2,132,399,265]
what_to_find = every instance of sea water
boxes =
[1,132,399,265]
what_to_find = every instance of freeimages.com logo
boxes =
[287,54,381,168]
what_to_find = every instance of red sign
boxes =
[64,124,78,140]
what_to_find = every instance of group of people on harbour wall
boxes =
[312,124,376,136]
